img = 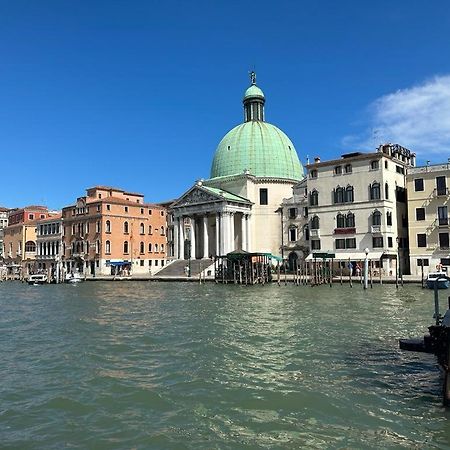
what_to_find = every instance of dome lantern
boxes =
[243,71,265,122]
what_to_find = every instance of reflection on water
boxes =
[1,281,450,449]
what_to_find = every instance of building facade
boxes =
[62,186,167,276]
[3,206,51,274]
[0,207,9,260]
[305,144,415,275]
[280,178,309,269]
[171,73,304,261]
[406,162,450,275]
[35,214,63,279]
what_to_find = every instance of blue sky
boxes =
[1,0,450,209]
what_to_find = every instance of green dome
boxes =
[210,121,304,180]
[244,85,265,99]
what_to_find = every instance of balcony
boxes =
[438,217,449,227]
[334,227,356,235]
[310,229,320,238]
[371,225,381,234]
[433,187,450,197]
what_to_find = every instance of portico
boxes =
[171,184,252,259]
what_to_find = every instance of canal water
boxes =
[1,281,449,449]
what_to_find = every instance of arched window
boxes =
[148,225,152,235]
[160,226,165,235]
[85,241,89,253]
[289,226,297,241]
[161,244,164,252]
[385,183,389,199]
[96,240,100,253]
[345,185,354,203]
[140,223,145,234]
[310,169,318,179]
[148,243,152,252]
[123,241,129,254]
[386,211,392,226]
[309,190,319,206]
[370,182,381,200]
[123,221,129,234]
[346,212,355,228]
[105,240,111,254]
[311,216,320,230]
[155,243,159,253]
[140,241,145,254]
[334,186,344,204]
[334,166,342,175]
[106,220,111,233]
[336,213,345,228]
[25,241,36,252]
[372,210,382,226]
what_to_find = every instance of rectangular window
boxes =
[417,233,427,247]
[386,212,392,226]
[106,204,111,211]
[436,176,447,196]
[311,240,321,250]
[140,260,144,266]
[335,239,345,249]
[441,258,450,266]
[414,178,424,192]
[388,236,393,248]
[155,260,159,266]
[438,206,448,226]
[124,206,129,213]
[416,208,425,221]
[288,208,297,219]
[439,232,449,249]
[417,258,429,267]
[259,188,268,205]
[346,238,356,249]
[372,237,383,248]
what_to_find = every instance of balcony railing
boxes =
[334,227,356,235]
[371,225,381,233]
[434,187,450,197]
[310,229,320,238]
[438,217,449,226]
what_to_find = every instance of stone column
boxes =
[222,212,229,255]
[229,212,235,252]
[190,217,196,259]
[174,217,179,259]
[215,213,220,256]
[179,217,185,260]
[241,214,247,251]
[246,214,251,252]
[203,216,209,258]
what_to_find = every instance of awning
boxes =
[306,252,385,261]
[109,261,130,267]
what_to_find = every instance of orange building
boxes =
[61,186,167,276]
[3,206,51,274]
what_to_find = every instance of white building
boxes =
[305,144,415,275]
[35,214,63,279]
[170,73,304,260]
[280,178,310,269]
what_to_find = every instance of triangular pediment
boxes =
[172,186,223,208]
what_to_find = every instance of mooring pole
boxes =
[434,281,440,325]
[421,263,424,289]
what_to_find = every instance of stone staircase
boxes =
[155,259,214,278]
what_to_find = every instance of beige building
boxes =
[62,186,167,276]
[305,144,415,275]
[3,206,51,274]
[36,214,63,278]
[406,162,450,275]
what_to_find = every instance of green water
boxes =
[1,281,449,449]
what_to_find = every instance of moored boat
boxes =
[426,272,449,289]
[27,274,48,285]
[65,272,84,284]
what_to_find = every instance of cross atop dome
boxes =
[250,70,257,85]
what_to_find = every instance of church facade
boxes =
[170,74,304,260]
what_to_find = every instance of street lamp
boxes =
[364,247,369,290]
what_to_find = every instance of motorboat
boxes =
[27,274,48,285]
[65,272,84,284]
[426,272,449,290]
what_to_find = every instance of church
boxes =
[170,73,304,261]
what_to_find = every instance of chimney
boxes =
[314,156,321,163]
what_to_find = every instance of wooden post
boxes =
[284,261,287,286]
[421,262,424,289]
[329,259,333,287]
[444,329,450,407]
[349,261,353,288]
[395,258,399,289]
[379,260,382,284]
[370,260,373,288]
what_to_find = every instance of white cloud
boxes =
[343,75,450,156]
